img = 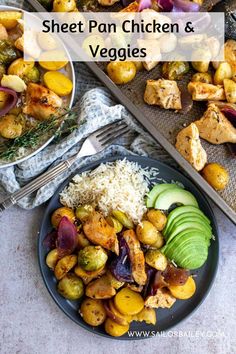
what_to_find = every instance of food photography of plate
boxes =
[0,0,235,353]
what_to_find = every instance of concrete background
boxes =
[0,204,235,354]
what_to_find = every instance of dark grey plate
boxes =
[38,155,219,339]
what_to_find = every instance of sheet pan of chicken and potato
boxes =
[32,0,236,223]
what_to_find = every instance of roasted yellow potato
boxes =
[223,78,236,103]
[53,0,77,12]
[80,298,107,326]
[39,50,68,71]
[54,254,77,280]
[74,265,105,285]
[191,72,213,84]
[145,250,168,271]
[136,220,158,245]
[168,276,196,300]
[57,274,84,300]
[132,307,156,325]
[114,288,144,315]
[104,318,129,337]
[107,62,136,85]
[46,249,59,270]
[106,271,124,290]
[202,163,229,191]
[51,207,75,229]
[0,114,23,139]
[150,231,165,249]
[8,58,35,80]
[191,48,211,73]
[146,209,167,231]
[43,71,73,96]
[108,299,132,325]
[37,33,58,51]
[0,24,8,40]
[214,62,232,85]
[0,11,22,30]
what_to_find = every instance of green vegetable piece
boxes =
[0,40,20,65]
[78,245,108,271]
[146,183,183,208]
[154,189,198,211]
[57,273,84,300]
[162,61,189,80]
[112,210,134,229]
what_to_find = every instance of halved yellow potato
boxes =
[0,11,22,29]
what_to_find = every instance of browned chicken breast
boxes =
[74,265,106,285]
[188,82,225,101]
[122,230,147,286]
[85,274,116,299]
[83,212,119,255]
[176,123,207,171]
[195,104,236,144]
[23,83,62,121]
[144,79,182,110]
[145,288,176,309]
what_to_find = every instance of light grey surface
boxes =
[0,204,235,354]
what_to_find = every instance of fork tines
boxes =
[96,121,130,147]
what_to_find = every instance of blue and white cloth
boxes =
[0,0,173,209]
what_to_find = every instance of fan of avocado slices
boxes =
[146,184,212,270]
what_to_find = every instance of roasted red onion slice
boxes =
[138,0,152,11]
[158,0,174,11]
[56,216,78,256]
[172,0,200,12]
[163,263,189,286]
[0,86,18,117]
[43,230,58,250]
[221,108,236,127]
[109,236,133,282]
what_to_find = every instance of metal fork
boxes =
[0,120,129,212]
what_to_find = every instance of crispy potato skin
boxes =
[54,255,77,280]
[201,163,229,191]
[80,298,107,326]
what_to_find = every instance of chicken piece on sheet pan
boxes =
[144,79,182,110]
[187,82,225,101]
[145,288,176,309]
[175,123,207,171]
[195,104,236,144]
[23,83,62,121]
[83,211,119,255]
[122,229,147,286]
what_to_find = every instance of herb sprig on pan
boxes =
[0,106,79,161]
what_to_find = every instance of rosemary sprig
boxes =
[0,106,79,161]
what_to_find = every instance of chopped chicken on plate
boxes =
[122,229,147,286]
[144,79,182,110]
[195,104,236,144]
[145,288,176,309]
[176,123,207,171]
[83,211,119,255]
[188,82,226,101]
[85,274,116,299]
[23,83,62,121]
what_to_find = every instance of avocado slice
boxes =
[166,215,212,241]
[165,213,211,237]
[167,221,212,243]
[163,232,208,269]
[146,183,182,208]
[163,205,210,236]
[154,189,198,210]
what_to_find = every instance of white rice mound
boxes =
[60,159,156,223]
